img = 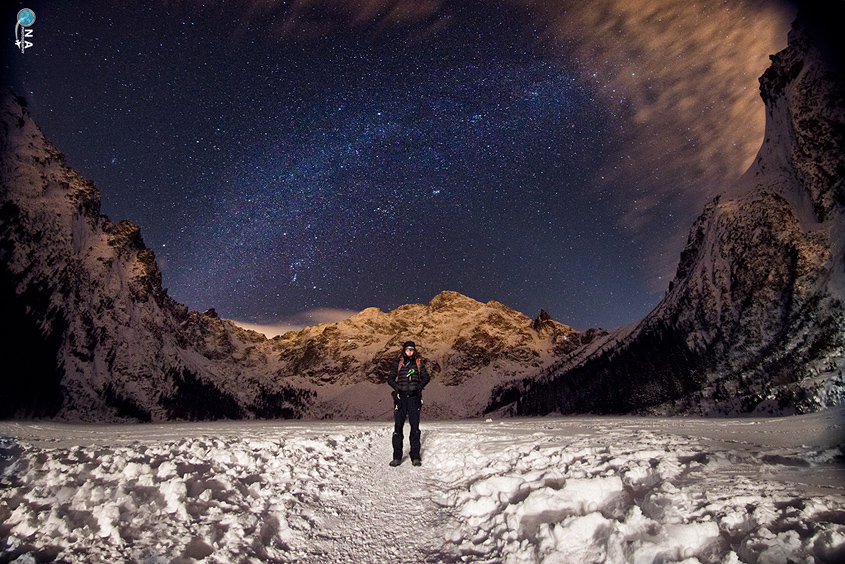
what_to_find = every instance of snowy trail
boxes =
[1,409,844,563]
[286,427,448,563]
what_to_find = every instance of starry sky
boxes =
[2,0,796,333]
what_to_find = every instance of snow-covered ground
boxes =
[1,407,844,564]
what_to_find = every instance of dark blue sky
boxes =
[2,0,794,330]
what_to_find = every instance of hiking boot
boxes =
[411,459,422,466]
[389,459,402,467]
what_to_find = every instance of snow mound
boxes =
[1,412,843,563]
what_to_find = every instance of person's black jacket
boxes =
[387,354,430,395]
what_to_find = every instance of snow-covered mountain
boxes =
[3,6,842,422]
[491,7,845,417]
[268,292,602,420]
[0,107,593,422]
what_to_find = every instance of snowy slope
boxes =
[1,409,843,563]
[492,6,845,418]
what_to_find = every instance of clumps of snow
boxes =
[1,414,844,563]
[425,418,844,564]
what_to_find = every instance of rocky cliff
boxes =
[0,91,315,421]
[490,6,845,417]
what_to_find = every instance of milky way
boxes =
[2,0,795,331]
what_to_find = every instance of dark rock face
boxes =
[759,5,845,220]
[0,227,65,418]
[491,7,845,417]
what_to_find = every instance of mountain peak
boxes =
[753,5,845,223]
[531,309,554,335]
[427,290,480,310]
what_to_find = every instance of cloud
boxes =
[232,307,360,337]
[535,0,793,172]
[519,0,797,288]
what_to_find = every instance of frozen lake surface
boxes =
[1,407,844,563]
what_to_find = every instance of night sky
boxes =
[2,0,795,333]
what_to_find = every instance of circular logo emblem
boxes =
[17,9,36,27]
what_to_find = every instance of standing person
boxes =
[387,340,430,467]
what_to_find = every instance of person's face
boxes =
[404,347,415,357]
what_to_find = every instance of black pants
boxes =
[392,392,422,460]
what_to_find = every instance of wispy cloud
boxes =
[232,307,360,337]
[225,0,449,41]
[520,0,796,287]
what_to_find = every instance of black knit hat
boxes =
[402,341,416,350]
